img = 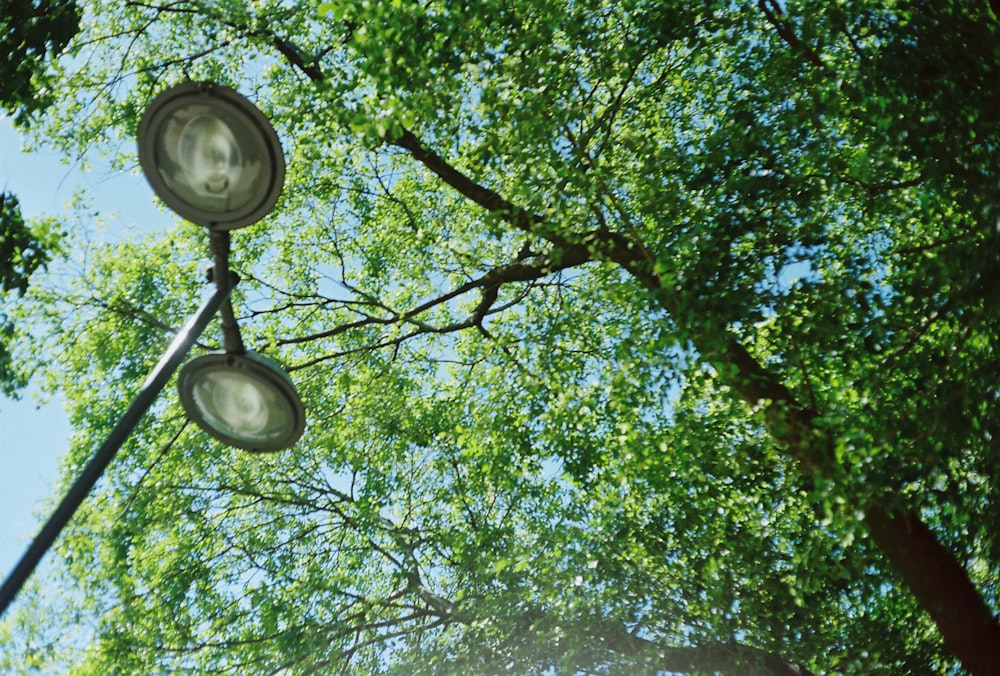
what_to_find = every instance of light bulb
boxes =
[205,372,270,434]
[191,369,293,441]
[178,115,243,199]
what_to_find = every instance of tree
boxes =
[0,0,78,394]
[2,0,999,673]
[0,192,61,395]
[0,0,79,124]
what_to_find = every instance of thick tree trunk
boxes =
[708,336,1000,675]
[866,507,1000,675]
[715,338,1000,674]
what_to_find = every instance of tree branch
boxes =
[392,130,541,232]
[599,624,815,676]
[390,125,1000,674]
[336,508,817,675]
[865,507,1000,674]
[276,245,590,353]
[757,0,827,71]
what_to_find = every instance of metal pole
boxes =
[210,231,245,354]
[0,275,236,617]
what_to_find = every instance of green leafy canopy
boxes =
[2,1,1000,674]
[0,0,77,394]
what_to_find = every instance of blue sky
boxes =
[0,116,171,597]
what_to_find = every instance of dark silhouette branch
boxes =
[757,0,827,71]
[598,625,815,676]
[276,245,590,356]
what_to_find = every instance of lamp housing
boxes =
[178,351,305,452]
[138,82,285,231]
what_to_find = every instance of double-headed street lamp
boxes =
[0,82,304,616]
[138,81,304,452]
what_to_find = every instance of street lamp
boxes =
[137,81,285,231]
[0,276,236,616]
[179,351,306,453]
[139,80,305,451]
[0,81,304,618]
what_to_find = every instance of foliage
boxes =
[2,0,1000,673]
[0,192,62,395]
[0,0,77,393]
[0,0,80,124]
[0,193,62,298]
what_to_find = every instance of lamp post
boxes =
[139,81,305,452]
[0,81,304,618]
[0,276,236,616]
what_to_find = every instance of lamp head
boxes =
[178,351,305,452]
[138,82,285,231]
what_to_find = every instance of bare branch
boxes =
[275,245,590,357]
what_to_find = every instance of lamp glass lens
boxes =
[178,115,244,198]
[152,103,271,216]
[190,368,296,443]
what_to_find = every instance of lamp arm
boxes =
[0,275,236,618]
[210,230,245,355]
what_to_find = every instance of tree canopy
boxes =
[0,0,80,124]
[2,0,1000,673]
[0,0,77,393]
[0,192,63,395]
